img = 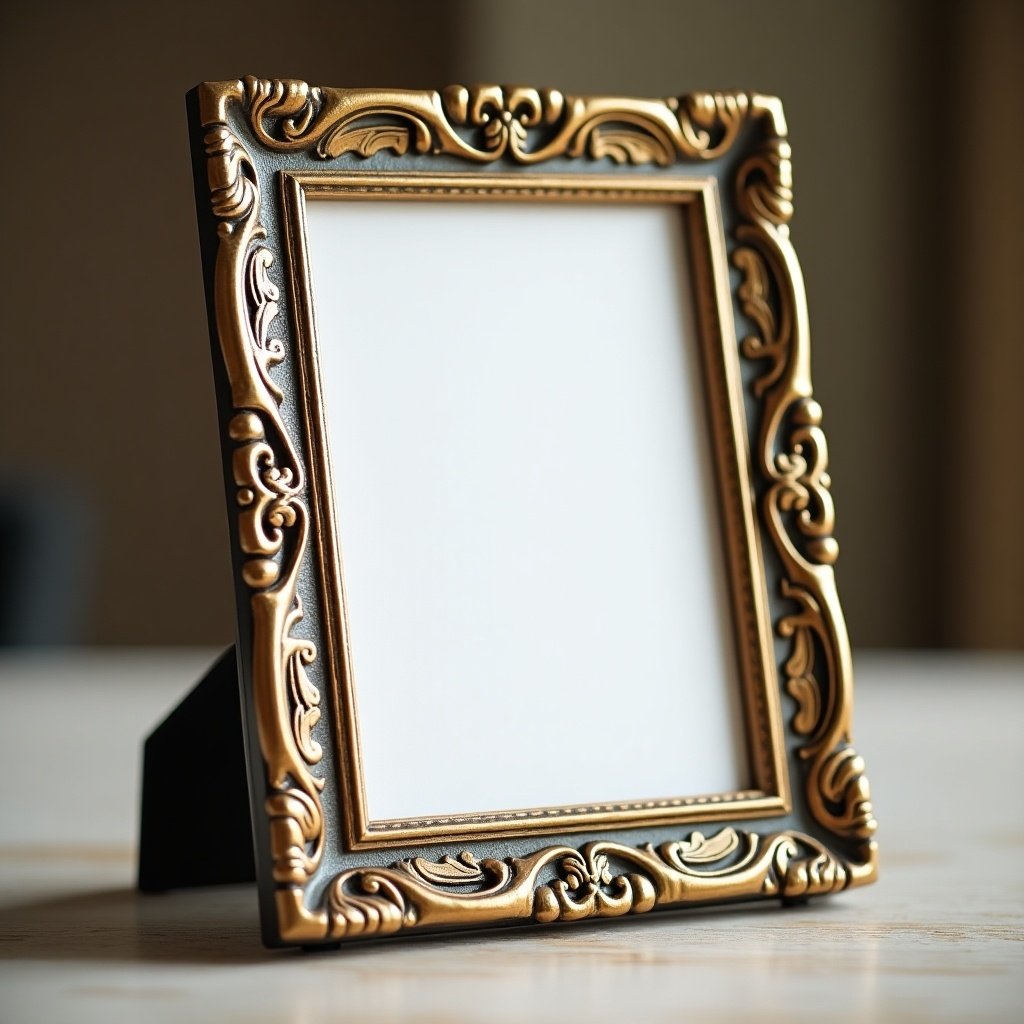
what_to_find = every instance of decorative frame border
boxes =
[191,78,877,948]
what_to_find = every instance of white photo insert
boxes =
[304,198,750,822]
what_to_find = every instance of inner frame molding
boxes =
[281,172,789,849]
[190,78,877,948]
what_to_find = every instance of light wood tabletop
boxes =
[1,649,1021,1023]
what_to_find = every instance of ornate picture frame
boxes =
[188,77,877,949]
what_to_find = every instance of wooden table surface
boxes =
[1,649,1021,1023]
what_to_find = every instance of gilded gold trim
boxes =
[731,135,876,843]
[200,101,325,897]
[306,826,870,940]
[240,77,749,165]
[196,79,877,946]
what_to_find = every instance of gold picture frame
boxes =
[188,77,877,948]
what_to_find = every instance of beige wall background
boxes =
[1,0,1021,648]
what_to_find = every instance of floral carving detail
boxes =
[534,848,657,922]
[770,399,839,568]
[441,84,566,159]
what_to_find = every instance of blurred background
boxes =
[1,0,1021,650]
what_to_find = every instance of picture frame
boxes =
[185,77,877,949]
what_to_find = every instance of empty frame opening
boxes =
[302,193,751,825]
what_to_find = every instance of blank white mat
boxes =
[304,198,749,822]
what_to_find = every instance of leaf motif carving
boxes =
[247,247,284,404]
[326,872,411,937]
[736,138,794,227]
[655,827,758,877]
[772,836,848,898]
[319,124,412,159]
[588,127,674,165]
[734,246,788,397]
[679,92,750,158]
[781,622,820,735]
[284,611,321,766]
[677,827,740,863]
[402,852,492,886]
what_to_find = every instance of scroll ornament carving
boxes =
[198,80,877,943]
[319,826,853,939]
[240,76,751,166]
[203,114,326,892]
[731,127,876,846]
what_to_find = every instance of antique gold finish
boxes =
[195,77,877,947]
[240,77,750,165]
[730,134,876,844]
[315,826,868,939]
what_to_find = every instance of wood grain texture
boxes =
[0,650,1021,1022]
